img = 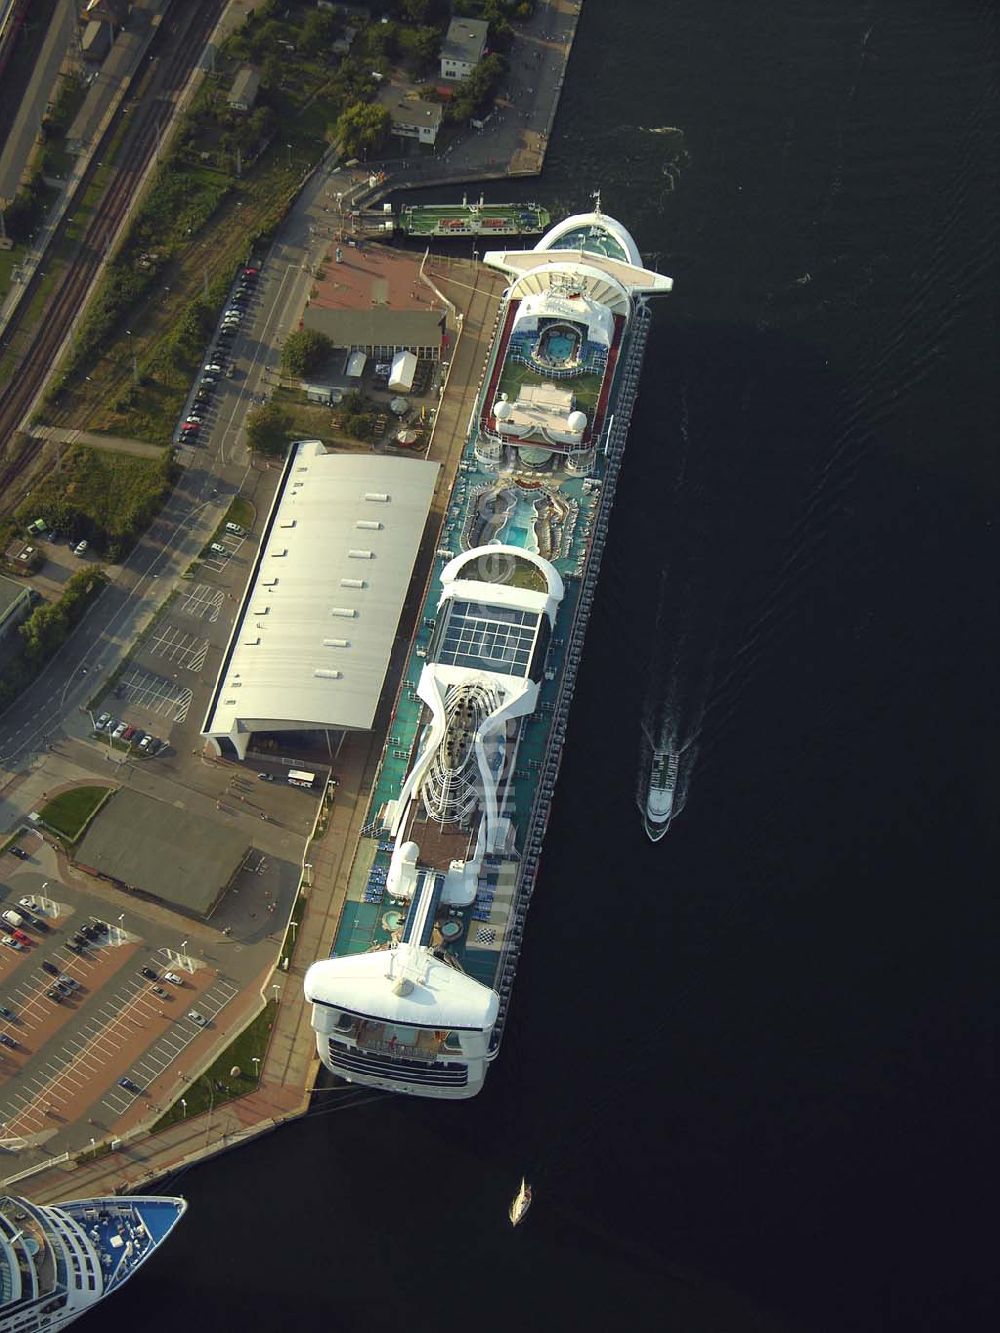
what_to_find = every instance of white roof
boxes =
[305,950,498,1030]
[203,442,438,745]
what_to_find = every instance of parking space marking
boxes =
[145,623,210,673]
[118,668,193,723]
[177,583,224,623]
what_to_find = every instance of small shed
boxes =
[228,65,261,112]
[304,384,341,405]
[388,350,417,393]
[346,351,367,379]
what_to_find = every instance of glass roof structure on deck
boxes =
[435,601,539,678]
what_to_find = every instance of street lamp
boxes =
[289,920,297,944]
[251,1056,260,1076]
[271,984,280,1003]
[180,1097,187,1119]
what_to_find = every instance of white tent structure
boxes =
[388,350,417,393]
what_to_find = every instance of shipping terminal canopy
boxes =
[202,442,439,759]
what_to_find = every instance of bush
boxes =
[280,329,333,377]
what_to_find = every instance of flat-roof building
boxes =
[228,64,261,112]
[380,86,443,145]
[0,572,31,644]
[202,441,439,760]
[302,305,444,361]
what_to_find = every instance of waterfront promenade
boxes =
[7,0,582,1206]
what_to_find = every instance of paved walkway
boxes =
[31,425,167,458]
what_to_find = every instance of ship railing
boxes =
[490,311,655,1051]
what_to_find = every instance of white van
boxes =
[1,910,25,929]
[224,522,246,537]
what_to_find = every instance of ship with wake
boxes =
[0,1191,185,1330]
[639,727,681,842]
[305,202,673,1098]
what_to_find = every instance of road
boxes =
[0,0,76,205]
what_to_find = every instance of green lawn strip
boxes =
[37,785,113,842]
[151,1000,278,1131]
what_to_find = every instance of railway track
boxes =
[0,0,224,504]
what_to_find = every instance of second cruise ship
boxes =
[305,204,672,1097]
[0,1192,185,1330]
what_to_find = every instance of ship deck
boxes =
[327,443,601,992]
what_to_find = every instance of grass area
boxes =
[14,445,176,561]
[225,496,256,531]
[37,785,112,841]
[497,358,605,416]
[151,1000,278,1130]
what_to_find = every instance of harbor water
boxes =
[94,2,996,1329]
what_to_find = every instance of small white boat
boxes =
[508,1177,532,1226]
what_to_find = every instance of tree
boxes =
[246,403,293,457]
[280,329,334,377]
[301,10,337,57]
[331,102,391,159]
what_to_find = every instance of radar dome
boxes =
[495,400,514,421]
[567,410,587,432]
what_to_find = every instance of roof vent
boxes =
[348,549,373,559]
[323,638,350,647]
[355,520,382,530]
[313,669,342,680]
[364,492,390,502]
[271,548,288,558]
[330,607,357,618]
[340,577,365,589]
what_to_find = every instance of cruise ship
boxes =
[305,204,672,1097]
[0,1192,186,1330]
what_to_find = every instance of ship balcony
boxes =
[334,1015,466,1062]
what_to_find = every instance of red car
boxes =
[121,725,136,742]
[11,929,32,946]
[181,422,200,434]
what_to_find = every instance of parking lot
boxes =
[0,893,238,1144]
[200,528,248,573]
[145,623,210,673]
[177,582,224,623]
[116,667,193,723]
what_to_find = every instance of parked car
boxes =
[70,934,89,949]
[181,422,200,435]
[163,971,183,986]
[41,960,60,976]
[187,1010,209,1028]
[74,540,88,556]
[11,929,32,946]
[257,772,275,782]
[204,362,223,374]
[146,738,162,755]
[93,920,109,935]
[65,940,83,954]
[57,975,79,990]
[209,543,228,556]
[151,985,170,999]
[22,912,48,932]
[96,712,112,730]
[1,935,23,951]
[139,966,158,981]
[184,414,203,426]
[121,725,136,742]
[243,265,259,277]
[46,988,64,1003]
[79,923,99,940]
[0,1032,18,1048]
[112,722,127,740]
[225,522,247,537]
[118,1077,142,1094]
[8,846,28,860]
[0,1005,17,1021]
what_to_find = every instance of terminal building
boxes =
[201,441,439,761]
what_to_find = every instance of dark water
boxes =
[96,3,998,1330]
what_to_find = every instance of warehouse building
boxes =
[202,441,439,760]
